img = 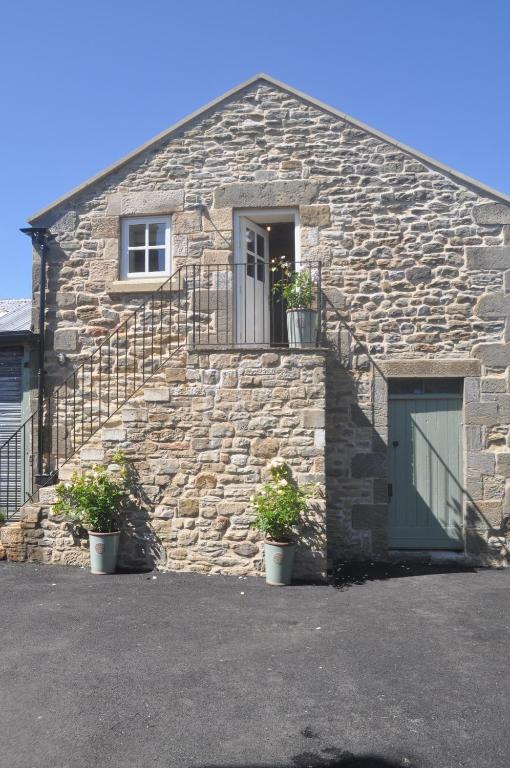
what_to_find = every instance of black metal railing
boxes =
[0,261,321,520]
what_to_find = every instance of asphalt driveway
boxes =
[0,562,508,768]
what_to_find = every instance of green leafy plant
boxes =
[250,458,309,542]
[0,511,6,525]
[271,258,318,310]
[53,451,129,533]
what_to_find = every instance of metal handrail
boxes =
[0,260,322,520]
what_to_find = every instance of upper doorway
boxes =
[233,209,299,345]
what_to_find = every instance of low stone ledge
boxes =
[379,358,480,378]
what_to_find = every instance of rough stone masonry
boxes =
[4,76,510,573]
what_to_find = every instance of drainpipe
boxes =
[20,226,52,484]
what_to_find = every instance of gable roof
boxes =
[28,73,510,223]
[0,299,32,335]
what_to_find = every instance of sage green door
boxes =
[388,379,464,549]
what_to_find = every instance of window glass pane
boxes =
[389,379,463,396]
[424,378,463,395]
[256,233,265,257]
[129,250,146,273]
[388,379,423,395]
[246,228,255,253]
[129,224,146,247]
[148,249,165,272]
[149,222,166,246]
[257,260,265,283]
[247,253,255,278]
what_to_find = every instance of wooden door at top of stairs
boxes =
[388,387,464,550]
[235,217,270,345]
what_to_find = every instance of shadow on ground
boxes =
[332,559,478,589]
[198,749,422,767]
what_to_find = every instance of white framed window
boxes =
[121,216,171,279]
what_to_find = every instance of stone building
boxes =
[2,74,510,576]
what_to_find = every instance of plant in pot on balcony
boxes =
[272,259,319,348]
[53,451,129,575]
[251,457,309,586]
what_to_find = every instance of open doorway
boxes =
[233,209,299,345]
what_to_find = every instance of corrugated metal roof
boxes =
[0,299,32,333]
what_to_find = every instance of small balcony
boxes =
[187,260,323,349]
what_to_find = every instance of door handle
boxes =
[388,483,393,499]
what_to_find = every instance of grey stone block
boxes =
[495,452,510,478]
[475,292,510,319]
[44,210,77,233]
[464,377,480,403]
[302,409,325,429]
[351,504,388,529]
[472,343,510,368]
[465,246,510,270]
[464,401,499,426]
[381,359,480,377]
[351,453,386,478]
[54,329,78,352]
[465,473,483,498]
[56,293,76,309]
[323,286,346,310]
[465,426,482,451]
[90,217,119,238]
[106,191,184,215]
[80,447,105,462]
[465,500,503,529]
[143,387,170,402]
[405,266,431,285]
[299,205,331,227]
[473,202,510,225]
[481,378,507,393]
[214,180,318,208]
[467,451,495,475]
[101,428,127,442]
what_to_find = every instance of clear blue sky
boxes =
[2,0,509,298]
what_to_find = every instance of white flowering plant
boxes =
[250,458,309,542]
[53,451,129,533]
[271,257,318,310]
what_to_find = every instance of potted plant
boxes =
[272,259,319,348]
[53,452,129,575]
[251,457,309,586]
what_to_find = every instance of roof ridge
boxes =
[28,73,510,222]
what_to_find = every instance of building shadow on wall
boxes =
[116,460,164,573]
[322,296,509,576]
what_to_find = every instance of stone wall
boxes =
[17,349,327,579]
[26,79,510,566]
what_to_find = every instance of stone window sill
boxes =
[107,279,171,295]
